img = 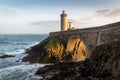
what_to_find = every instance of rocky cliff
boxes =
[22,37,87,63]
[35,41,120,80]
[90,41,120,79]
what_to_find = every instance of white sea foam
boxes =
[0,64,45,80]
[26,42,39,48]
[5,42,39,55]
[26,75,43,80]
[0,64,44,75]
[5,49,25,55]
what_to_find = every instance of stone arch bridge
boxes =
[49,22,120,57]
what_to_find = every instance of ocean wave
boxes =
[0,64,45,80]
[26,42,39,48]
[5,49,25,55]
[5,42,39,55]
[0,41,36,45]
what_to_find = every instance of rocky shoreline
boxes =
[22,37,120,80]
[35,61,91,80]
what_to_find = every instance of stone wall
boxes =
[49,31,99,57]
[49,21,120,57]
[99,28,120,45]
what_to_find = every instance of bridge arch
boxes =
[66,36,88,61]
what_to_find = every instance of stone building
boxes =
[60,10,75,31]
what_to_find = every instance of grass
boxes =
[46,37,61,48]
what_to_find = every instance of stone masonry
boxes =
[49,21,120,57]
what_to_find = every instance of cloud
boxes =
[3,7,24,14]
[96,9,120,18]
[96,9,110,15]
[107,9,120,17]
[30,20,60,26]
[0,4,24,14]
[29,20,61,32]
[30,19,81,28]
[67,19,76,22]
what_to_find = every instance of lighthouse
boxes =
[61,10,67,31]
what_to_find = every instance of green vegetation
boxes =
[46,37,62,48]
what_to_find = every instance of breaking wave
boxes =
[0,64,45,80]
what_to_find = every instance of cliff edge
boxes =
[22,37,87,63]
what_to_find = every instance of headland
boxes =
[22,11,120,80]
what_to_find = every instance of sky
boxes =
[0,0,120,34]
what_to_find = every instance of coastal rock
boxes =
[22,37,64,63]
[35,41,120,80]
[0,54,15,58]
[22,37,87,63]
[35,61,92,80]
[65,37,86,61]
[90,41,120,79]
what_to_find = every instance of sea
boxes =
[0,34,48,80]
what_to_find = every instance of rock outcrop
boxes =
[90,41,120,79]
[0,54,15,58]
[65,37,86,61]
[35,61,91,80]
[22,37,87,63]
[35,41,120,80]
